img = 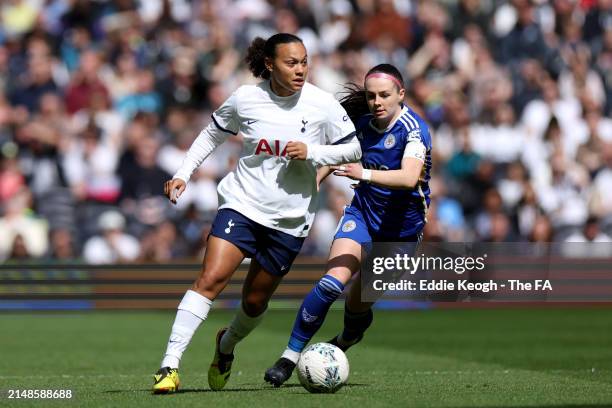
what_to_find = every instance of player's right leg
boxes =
[264,238,363,387]
[152,235,245,394]
[329,236,422,352]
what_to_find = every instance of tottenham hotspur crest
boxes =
[384,134,396,149]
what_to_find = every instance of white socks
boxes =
[281,348,301,364]
[161,290,212,369]
[219,304,266,354]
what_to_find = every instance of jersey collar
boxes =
[264,80,303,102]
[368,104,409,134]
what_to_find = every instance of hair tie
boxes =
[365,72,403,89]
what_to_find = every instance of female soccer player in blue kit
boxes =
[264,63,432,386]
[152,33,360,393]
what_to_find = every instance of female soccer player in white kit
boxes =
[152,33,360,393]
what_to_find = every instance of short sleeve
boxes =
[211,91,239,135]
[403,128,427,162]
[325,98,356,144]
[403,140,426,162]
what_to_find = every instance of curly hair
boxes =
[245,33,303,80]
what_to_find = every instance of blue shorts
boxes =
[210,209,305,276]
[334,206,423,252]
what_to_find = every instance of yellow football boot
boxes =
[152,367,180,394]
[208,328,235,391]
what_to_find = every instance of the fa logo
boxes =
[301,118,308,133]
[225,220,235,234]
[384,134,396,149]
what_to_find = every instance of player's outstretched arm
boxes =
[288,138,361,166]
[285,141,362,166]
[169,122,232,202]
[331,157,423,189]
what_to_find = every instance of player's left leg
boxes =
[208,260,282,390]
[153,235,245,394]
[330,234,423,351]
[285,238,362,359]
[265,208,371,387]
[264,238,363,387]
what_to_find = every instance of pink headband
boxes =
[365,72,403,89]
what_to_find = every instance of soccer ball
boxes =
[297,342,349,393]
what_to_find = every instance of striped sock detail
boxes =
[315,275,344,302]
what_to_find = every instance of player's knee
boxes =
[193,269,227,294]
[242,294,268,317]
[326,268,352,285]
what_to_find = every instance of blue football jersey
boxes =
[350,105,432,238]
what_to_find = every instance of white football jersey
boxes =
[212,81,356,237]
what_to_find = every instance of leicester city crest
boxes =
[384,134,396,149]
[342,220,356,232]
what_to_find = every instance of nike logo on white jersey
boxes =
[247,119,258,125]
[225,220,235,234]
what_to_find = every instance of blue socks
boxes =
[287,275,344,353]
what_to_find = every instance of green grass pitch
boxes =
[1,308,611,407]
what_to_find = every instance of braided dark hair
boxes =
[245,33,303,80]
[340,63,405,124]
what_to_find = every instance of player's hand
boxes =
[286,141,308,160]
[330,163,364,181]
[164,178,186,204]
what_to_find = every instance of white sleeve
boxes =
[305,96,360,165]
[324,97,356,144]
[173,92,239,182]
[403,140,426,162]
[173,122,232,183]
[211,91,240,135]
[306,136,362,165]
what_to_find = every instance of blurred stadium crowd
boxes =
[0,0,610,263]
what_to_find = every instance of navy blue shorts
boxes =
[334,206,423,253]
[210,209,305,276]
